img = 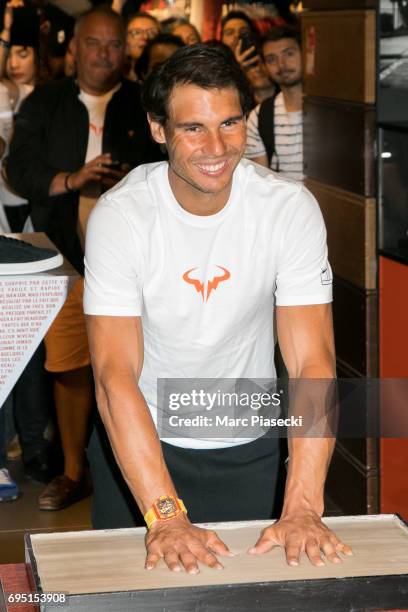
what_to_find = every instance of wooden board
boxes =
[325,365,380,515]
[302,10,376,104]
[380,256,408,378]
[326,440,379,515]
[24,516,408,612]
[333,276,378,377]
[0,579,5,611]
[306,179,376,289]
[303,98,376,197]
[379,256,408,519]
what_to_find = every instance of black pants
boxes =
[88,414,281,529]
[4,204,30,233]
[1,347,52,466]
[3,201,53,466]
[13,343,54,464]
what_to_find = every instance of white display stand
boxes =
[0,233,78,408]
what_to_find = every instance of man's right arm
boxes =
[86,313,232,573]
[86,314,178,513]
[48,154,124,196]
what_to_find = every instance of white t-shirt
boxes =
[84,159,332,449]
[246,92,303,181]
[77,86,119,248]
[0,82,33,147]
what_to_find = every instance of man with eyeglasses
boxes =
[125,11,161,81]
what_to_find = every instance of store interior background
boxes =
[1,0,407,564]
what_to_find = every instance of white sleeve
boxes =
[84,200,144,316]
[275,186,333,306]
[0,83,13,148]
[245,105,267,159]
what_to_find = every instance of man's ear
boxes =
[69,36,76,59]
[147,113,166,145]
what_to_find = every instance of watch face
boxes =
[157,497,177,516]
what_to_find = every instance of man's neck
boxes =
[77,79,120,97]
[254,84,276,104]
[281,83,303,113]
[168,167,233,217]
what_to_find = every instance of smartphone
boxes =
[239,31,258,65]
[103,160,122,172]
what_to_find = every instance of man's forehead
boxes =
[223,19,250,33]
[263,38,299,54]
[128,16,157,28]
[174,23,194,34]
[78,14,123,39]
[167,84,241,115]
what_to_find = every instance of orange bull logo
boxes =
[183,266,231,302]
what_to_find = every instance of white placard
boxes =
[0,275,71,407]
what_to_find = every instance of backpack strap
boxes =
[257,94,277,167]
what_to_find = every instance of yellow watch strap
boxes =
[144,497,187,529]
[144,506,159,529]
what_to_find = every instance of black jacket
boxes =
[7,77,158,273]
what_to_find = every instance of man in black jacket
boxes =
[7,6,154,273]
[6,5,156,511]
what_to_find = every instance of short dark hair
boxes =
[221,10,258,36]
[141,44,253,125]
[261,25,301,50]
[136,33,185,80]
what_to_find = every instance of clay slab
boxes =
[26,515,408,590]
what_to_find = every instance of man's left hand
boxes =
[248,510,353,566]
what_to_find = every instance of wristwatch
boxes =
[144,495,187,529]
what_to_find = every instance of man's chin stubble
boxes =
[282,77,302,88]
[171,166,234,196]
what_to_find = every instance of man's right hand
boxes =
[145,514,233,574]
[68,153,117,191]
[235,40,261,71]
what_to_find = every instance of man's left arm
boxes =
[249,303,353,565]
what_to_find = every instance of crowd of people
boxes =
[0,1,304,513]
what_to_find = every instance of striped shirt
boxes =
[245,92,303,181]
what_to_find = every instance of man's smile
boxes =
[194,160,229,176]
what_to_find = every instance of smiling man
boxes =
[246,26,304,180]
[84,45,352,574]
